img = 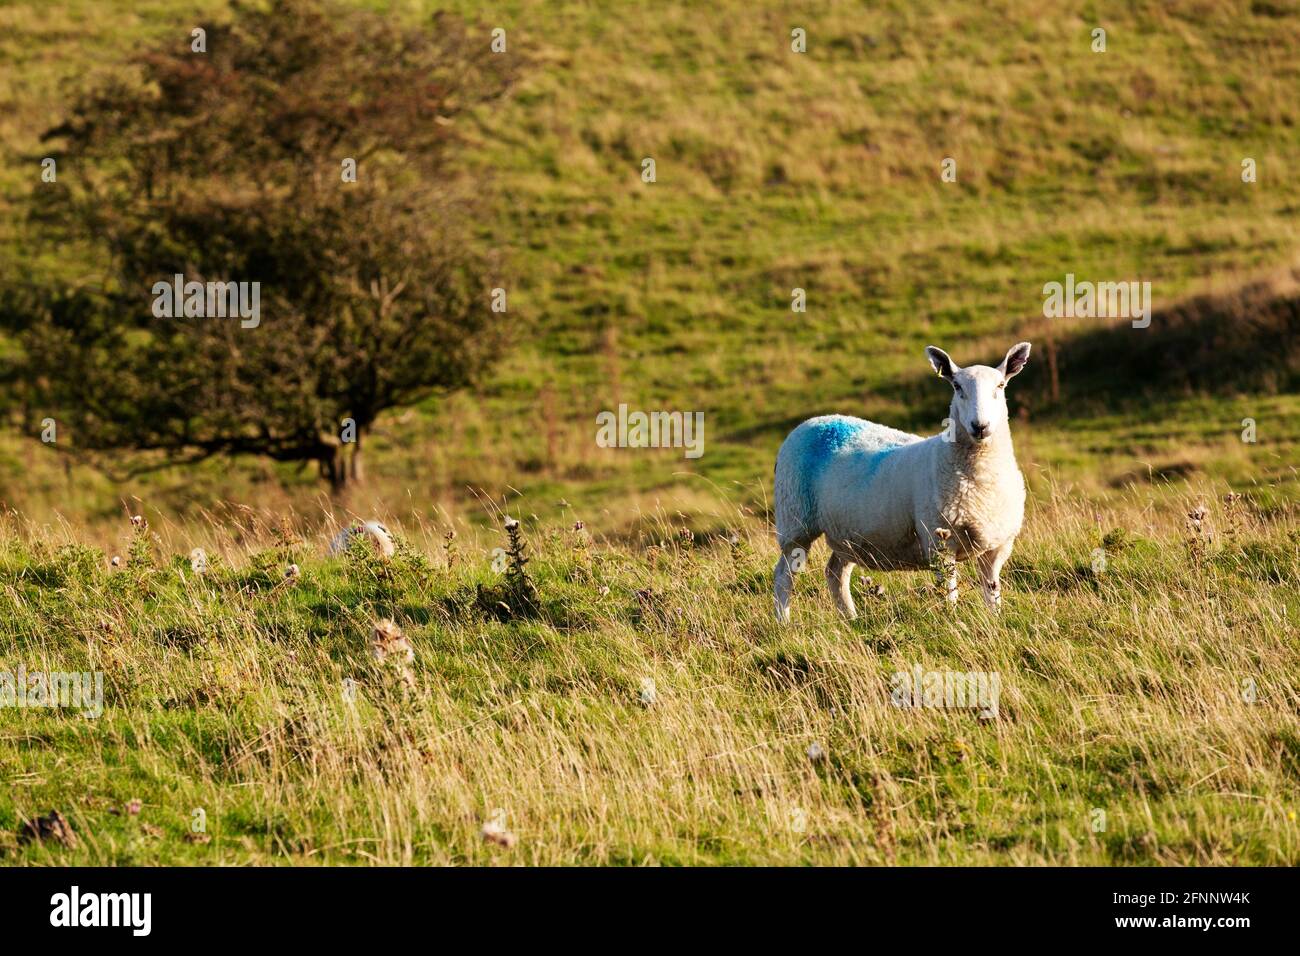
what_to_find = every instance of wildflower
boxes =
[284,563,300,581]
[862,574,886,598]
[504,516,520,531]
[573,520,585,532]
[807,742,826,763]
[110,555,122,568]
[189,548,208,574]
[934,527,953,544]
[1185,505,1212,562]
[130,515,146,529]
[126,798,142,816]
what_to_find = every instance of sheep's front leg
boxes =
[977,540,1014,613]
[938,561,958,605]
[826,552,857,619]
[924,531,958,605]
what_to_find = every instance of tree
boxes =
[4,0,516,490]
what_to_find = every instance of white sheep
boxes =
[329,520,396,558]
[773,342,1031,622]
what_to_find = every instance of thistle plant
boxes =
[569,520,594,582]
[1186,505,1212,564]
[127,516,155,568]
[1222,493,1245,540]
[929,527,957,599]
[474,517,541,620]
[503,517,540,612]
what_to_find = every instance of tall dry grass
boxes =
[1,483,1295,864]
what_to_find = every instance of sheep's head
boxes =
[926,342,1031,444]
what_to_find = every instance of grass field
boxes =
[0,0,1298,865]
[2,491,1297,864]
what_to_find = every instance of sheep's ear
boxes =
[998,342,1031,381]
[925,346,957,382]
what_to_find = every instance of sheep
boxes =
[329,520,396,558]
[772,342,1032,622]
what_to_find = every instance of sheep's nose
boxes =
[970,421,990,439]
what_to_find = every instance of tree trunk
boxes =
[1046,336,1060,403]
[349,430,364,483]
[323,446,348,495]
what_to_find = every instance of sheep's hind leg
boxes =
[774,537,814,623]
[825,551,857,619]
[774,552,794,623]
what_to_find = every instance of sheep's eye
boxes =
[953,384,963,396]
[996,382,1005,390]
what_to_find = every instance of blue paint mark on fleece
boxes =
[794,416,900,515]
[802,417,865,476]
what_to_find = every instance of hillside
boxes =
[0,0,1297,540]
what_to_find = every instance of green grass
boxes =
[1,493,1296,865]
